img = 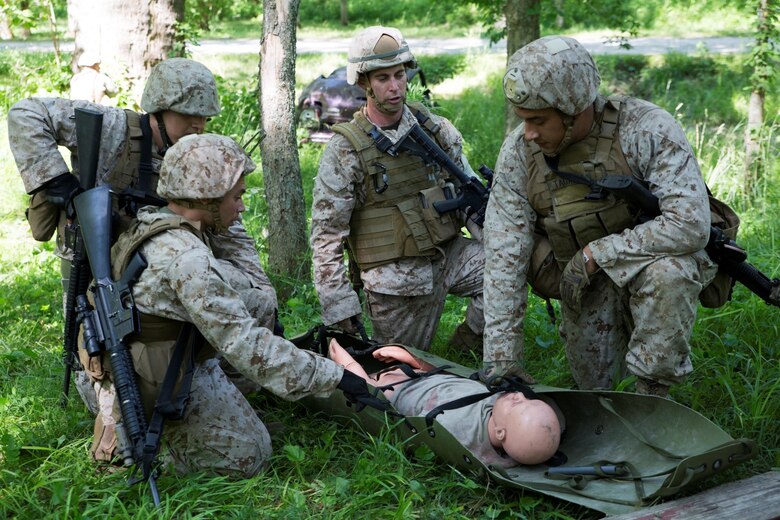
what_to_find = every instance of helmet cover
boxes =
[157,133,255,201]
[141,58,221,117]
[503,36,600,116]
[346,26,416,85]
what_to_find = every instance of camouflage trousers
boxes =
[92,358,271,476]
[365,236,485,351]
[158,358,271,477]
[559,252,717,389]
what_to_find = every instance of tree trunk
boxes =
[744,0,770,195]
[0,6,13,40]
[340,0,348,26]
[553,0,565,28]
[68,0,184,102]
[504,0,540,135]
[259,0,310,297]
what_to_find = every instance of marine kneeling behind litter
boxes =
[83,133,375,477]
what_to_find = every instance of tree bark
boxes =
[744,0,770,194]
[259,0,311,296]
[504,0,540,135]
[68,0,184,102]
[340,0,348,25]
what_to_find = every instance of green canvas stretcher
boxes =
[295,331,757,516]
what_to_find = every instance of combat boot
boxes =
[449,322,483,353]
[635,378,670,398]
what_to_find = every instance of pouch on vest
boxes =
[417,185,459,245]
[395,186,458,257]
[528,230,563,300]
[26,191,64,242]
[699,194,740,308]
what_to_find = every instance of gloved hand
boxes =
[336,369,388,412]
[480,360,536,385]
[333,314,362,335]
[559,249,595,312]
[41,172,81,210]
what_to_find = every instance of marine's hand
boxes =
[480,360,537,385]
[560,248,597,312]
[333,314,362,335]
[41,172,81,209]
[336,369,388,412]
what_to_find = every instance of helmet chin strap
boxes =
[154,113,175,156]
[366,86,405,116]
[544,114,576,157]
[171,199,227,232]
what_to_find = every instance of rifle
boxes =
[74,186,159,504]
[585,174,779,307]
[370,113,493,226]
[61,108,104,406]
[67,108,162,505]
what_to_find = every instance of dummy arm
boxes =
[371,345,437,372]
[328,339,372,380]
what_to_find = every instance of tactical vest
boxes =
[332,103,459,270]
[525,97,739,308]
[111,213,216,414]
[29,111,158,245]
[108,111,160,234]
[527,97,648,269]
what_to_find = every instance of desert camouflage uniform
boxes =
[311,105,484,350]
[110,206,343,476]
[483,94,717,389]
[7,98,277,412]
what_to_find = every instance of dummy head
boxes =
[489,392,561,465]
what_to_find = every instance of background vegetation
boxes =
[1,2,778,518]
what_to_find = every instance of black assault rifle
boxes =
[67,108,162,505]
[61,109,104,406]
[370,114,493,226]
[566,171,779,307]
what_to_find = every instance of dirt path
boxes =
[0,35,752,56]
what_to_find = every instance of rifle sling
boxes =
[141,322,202,476]
[137,114,155,195]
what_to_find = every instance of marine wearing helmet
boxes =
[503,36,600,155]
[158,134,255,232]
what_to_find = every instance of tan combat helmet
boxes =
[157,133,255,201]
[346,26,416,85]
[503,36,600,116]
[141,58,221,117]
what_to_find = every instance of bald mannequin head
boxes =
[488,392,561,465]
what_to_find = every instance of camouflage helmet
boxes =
[346,26,416,85]
[141,58,221,117]
[157,134,255,201]
[503,36,600,116]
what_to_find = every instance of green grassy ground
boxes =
[0,39,778,519]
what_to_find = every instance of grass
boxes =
[1,28,779,520]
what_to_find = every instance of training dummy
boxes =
[296,330,756,516]
[329,340,561,467]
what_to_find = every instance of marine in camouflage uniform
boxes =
[105,134,364,476]
[483,36,718,396]
[311,26,484,351]
[8,58,278,413]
